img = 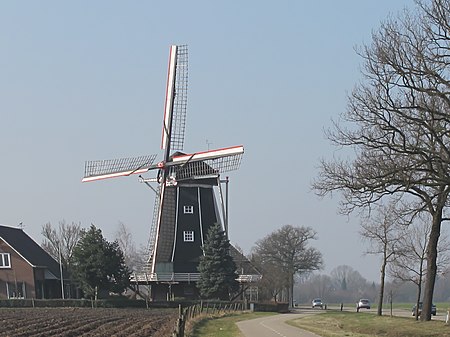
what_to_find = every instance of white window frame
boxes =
[183,231,194,242]
[183,205,194,214]
[0,253,11,268]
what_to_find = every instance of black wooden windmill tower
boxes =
[82,45,258,300]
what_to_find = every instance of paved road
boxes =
[236,306,448,337]
[237,309,321,337]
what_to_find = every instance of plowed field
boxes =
[0,307,178,337]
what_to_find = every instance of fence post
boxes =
[180,304,185,337]
[174,303,184,337]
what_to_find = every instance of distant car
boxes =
[356,299,371,310]
[312,298,324,309]
[412,302,436,316]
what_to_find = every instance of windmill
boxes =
[82,45,257,300]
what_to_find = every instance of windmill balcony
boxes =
[131,272,200,283]
[130,272,261,284]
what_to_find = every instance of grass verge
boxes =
[287,311,450,337]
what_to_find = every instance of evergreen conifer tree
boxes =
[197,223,239,300]
[72,224,130,298]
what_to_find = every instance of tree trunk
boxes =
[414,282,422,321]
[421,209,442,321]
[289,273,294,307]
[377,258,386,316]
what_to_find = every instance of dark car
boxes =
[412,302,436,316]
[356,299,371,311]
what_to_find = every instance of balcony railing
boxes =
[130,272,261,284]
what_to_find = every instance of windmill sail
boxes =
[82,155,157,182]
[161,45,188,158]
[167,145,244,180]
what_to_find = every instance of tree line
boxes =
[297,264,450,306]
[43,217,447,310]
[40,220,323,304]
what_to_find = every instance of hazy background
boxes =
[1,1,416,282]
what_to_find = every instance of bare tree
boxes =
[253,225,323,307]
[114,222,142,272]
[360,202,402,316]
[313,0,450,320]
[308,274,333,301]
[390,215,450,320]
[41,220,83,298]
[330,265,354,291]
[41,220,82,269]
[250,254,286,302]
[330,265,369,302]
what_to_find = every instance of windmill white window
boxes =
[0,253,11,268]
[184,205,194,214]
[183,231,194,242]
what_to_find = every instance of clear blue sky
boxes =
[1,1,414,282]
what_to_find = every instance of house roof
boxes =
[0,225,61,278]
[230,245,261,276]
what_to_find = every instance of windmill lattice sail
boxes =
[168,146,244,180]
[162,45,188,154]
[169,45,188,152]
[82,155,157,182]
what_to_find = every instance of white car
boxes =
[356,299,371,311]
[312,298,324,309]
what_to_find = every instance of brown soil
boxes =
[0,307,178,337]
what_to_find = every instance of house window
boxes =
[0,253,11,268]
[184,205,194,214]
[183,231,194,242]
[6,281,25,299]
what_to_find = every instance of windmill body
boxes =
[82,45,259,300]
[154,176,219,274]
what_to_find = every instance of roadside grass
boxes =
[287,311,450,337]
[188,311,275,337]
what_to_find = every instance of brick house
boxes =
[0,224,63,299]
